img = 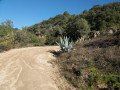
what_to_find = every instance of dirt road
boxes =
[0,46,68,90]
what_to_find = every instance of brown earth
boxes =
[0,46,74,90]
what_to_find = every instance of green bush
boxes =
[45,34,59,45]
[66,18,90,41]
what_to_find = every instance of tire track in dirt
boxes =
[0,46,72,90]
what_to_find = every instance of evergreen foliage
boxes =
[26,2,120,43]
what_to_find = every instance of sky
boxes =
[0,0,120,29]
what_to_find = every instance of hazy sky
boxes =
[0,0,120,29]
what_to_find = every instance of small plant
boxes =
[56,36,73,52]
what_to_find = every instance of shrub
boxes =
[66,18,90,41]
[56,36,73,52]
[45,34,59,45]
[56,35,120,89]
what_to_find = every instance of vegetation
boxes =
[0,2,120,90]
[66,18,90,41]
[26,2,120,43]
[56,36,73,52]
[81,2,120,30]
[0,20,44,52]
[55,31,120,89]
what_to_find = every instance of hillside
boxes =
[55,30,120,90]
[27,2,120,44]
[0,2,119,50]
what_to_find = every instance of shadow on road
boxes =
[48,50,62,56]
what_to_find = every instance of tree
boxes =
[66,18,90,41]
[0,20,14,36]
[63,11,70,16]
[22,26,28,32]
[1,19,14,28]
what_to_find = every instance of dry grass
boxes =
[55,32,120,90]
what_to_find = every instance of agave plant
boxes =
[56,36,73,52]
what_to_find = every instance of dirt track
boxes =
[0,46,68,90]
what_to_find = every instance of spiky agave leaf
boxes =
[56,36,73,52]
